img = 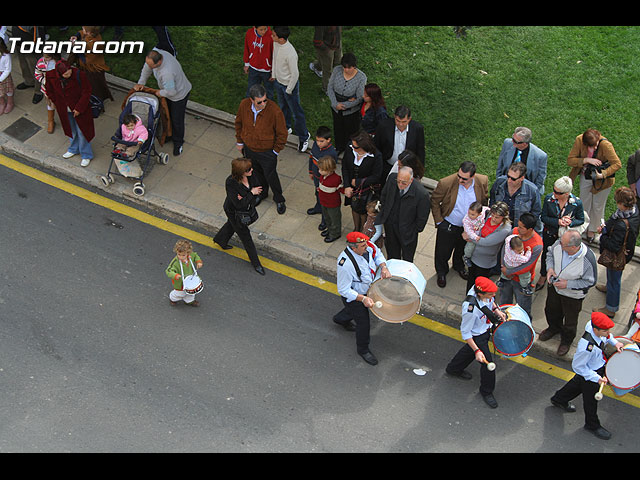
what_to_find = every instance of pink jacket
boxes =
[121,116,148,144]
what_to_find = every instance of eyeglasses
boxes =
[553,189,568,195]
[512,137,527,145]
[457,173,472,182]
[507,174,522,181]
[245,167,253,173]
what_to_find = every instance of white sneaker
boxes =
[62,151,76,159]
[80,158,91,167]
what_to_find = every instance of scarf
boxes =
[611,205,637,220]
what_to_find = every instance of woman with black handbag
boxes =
[342,130,383,232]
[593,187,640,318]
[213,158,266,275]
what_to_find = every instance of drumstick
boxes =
[594,382,605,401]
[482,359,496,371]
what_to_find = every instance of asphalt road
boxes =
[0,158,638,453]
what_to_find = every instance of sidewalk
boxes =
[1,71,638,361]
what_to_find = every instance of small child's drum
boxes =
[492,304,536,357]
[183,274,203,295]
[367,259,426,323]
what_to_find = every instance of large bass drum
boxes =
[492,304,536,357]
[367,259,426,323]
[604,337,640,397]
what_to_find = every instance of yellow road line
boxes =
[2,153,638,408]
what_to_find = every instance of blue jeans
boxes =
[605,268,623,312]
[246,68,274,100]
[275,80,308,140]
[67,112,94,159]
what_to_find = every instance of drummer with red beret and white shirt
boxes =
[446,276,506,409]
[550,311,623,440]
[334,232,390,366]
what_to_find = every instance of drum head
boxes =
[183,275,203,294]
[606,348,640,390]
[368,276,421,323]
[492,305,535,357]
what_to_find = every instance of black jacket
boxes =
[600,208,640,264]
[375,173,431,246]
[374,116,426,166]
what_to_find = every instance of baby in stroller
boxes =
[113,113,148,159]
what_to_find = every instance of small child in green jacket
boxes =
[166,239,203,306]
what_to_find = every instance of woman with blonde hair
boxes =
[536,176,586,291]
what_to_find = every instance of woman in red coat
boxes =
[45,59,95,166]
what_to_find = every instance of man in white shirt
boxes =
[271,26,310,152]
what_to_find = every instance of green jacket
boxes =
[166,252,201,290]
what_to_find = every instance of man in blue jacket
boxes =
[490,163,542,233]
[496,126,548,195]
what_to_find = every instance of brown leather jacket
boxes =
[234,98,288,153]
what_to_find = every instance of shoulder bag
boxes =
[597,218,629,271]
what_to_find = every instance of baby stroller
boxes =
[100,91,169,196]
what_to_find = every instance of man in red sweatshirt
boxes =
[243,26,274,100]
[498,211,543,319]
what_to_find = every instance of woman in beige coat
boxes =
[567,128,621,242]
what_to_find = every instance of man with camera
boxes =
[567,129,621,243]
[539,230,598,356]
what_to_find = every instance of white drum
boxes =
[180,257,203,295]
[492,304,536,357]
[605,338,640,396]
[183,274,203,295]
[367,259,426,323]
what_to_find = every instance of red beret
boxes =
[591,311,614,330]
[346,232,370,244]
[474,276,498,293]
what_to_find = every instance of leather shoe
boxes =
[321,229,330,237]
[551,398,576,412]
[214,240,232,250]
[437,274,446,288]
[254,265,266,275]
[584,425,611,440]
[333,317,355,331]
[482,393,498,409]
[535,279,546,292]
[359,351,378,365]
[538,328,557,341]
[318,222,327,231]
[593,307,615,318]
[455,268,469,281]
[324,235,340,243]
[557,344,570,356]
[446,369,472,380]
[276,202,286,214]
[306,207,321,215]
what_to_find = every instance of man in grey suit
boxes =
[496,126,548,195]
[374,167,431,262]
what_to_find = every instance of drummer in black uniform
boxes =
[550,311,623,440]
[446,276,506,408]
[334,231,391,365]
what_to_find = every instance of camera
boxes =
[584,161,611,180]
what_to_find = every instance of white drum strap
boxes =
[178,257,198,280]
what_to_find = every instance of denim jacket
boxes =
[490,175,542,232]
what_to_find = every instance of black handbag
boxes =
[235,206,258,226]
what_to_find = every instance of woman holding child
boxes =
[462,201,512,293]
